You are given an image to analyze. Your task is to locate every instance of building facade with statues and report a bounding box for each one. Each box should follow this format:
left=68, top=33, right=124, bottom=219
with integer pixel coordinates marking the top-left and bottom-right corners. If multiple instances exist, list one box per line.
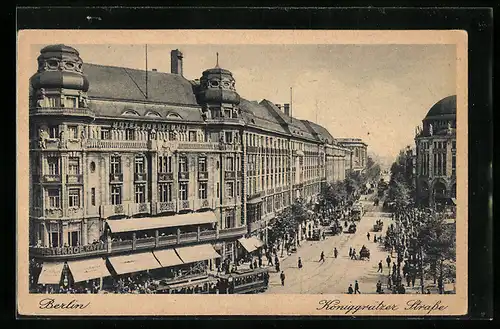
left=28, top=44, right=351, bottom=290
left=414, top=95, right=457, bottom=211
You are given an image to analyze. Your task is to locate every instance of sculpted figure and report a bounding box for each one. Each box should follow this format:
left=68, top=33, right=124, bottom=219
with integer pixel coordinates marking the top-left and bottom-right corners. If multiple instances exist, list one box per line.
left=429, top=124, right=433, bottom=136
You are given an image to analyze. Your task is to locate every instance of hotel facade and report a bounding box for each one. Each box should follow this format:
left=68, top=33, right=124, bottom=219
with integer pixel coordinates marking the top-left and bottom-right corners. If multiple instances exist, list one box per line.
left=28, top=45, right=352, bottom=288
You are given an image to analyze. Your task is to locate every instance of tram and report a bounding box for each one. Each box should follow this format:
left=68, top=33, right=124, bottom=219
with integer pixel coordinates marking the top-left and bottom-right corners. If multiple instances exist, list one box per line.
left=217, top=268, right=270, bottom=294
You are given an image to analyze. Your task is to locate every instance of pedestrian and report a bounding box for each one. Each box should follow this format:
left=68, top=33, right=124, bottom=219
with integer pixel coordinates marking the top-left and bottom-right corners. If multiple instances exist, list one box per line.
left=378, top=261, right=383, bottom=273
left=267, top=255, right=273, bottom=266
left=386, top=255, right=392, bottom=269
left=352, top=249, right=357, bottom=260
left=367, top=232, right=370, bottom=241
left=253, top=259, right=258, bottom=269
left=275, top=261, right=280, bottom=273
left=319, top=251, right=325, bottom=262
left=411, top=274, right=416, bottom=287
left=354, top=280, right=361, bottom=294
left=374, top=234, right=377, bottom=243
left=334, top=248, right=338, bottom=259
left=274, top=255, right=279, bottom=266
left=347, top=284, right=354, bottom=294
left=392, top=263, right=397, bottom=275
left=406, top=274, right=411, bottom=287
left=298, top=257, right=303, bottom=269
left=280, top=271, right=286, bottom=286
left=438, top=277, right=444, bottom=294
left=376, top=280, right=382, bottom=294
left=387, top=275, right=392, bottom=289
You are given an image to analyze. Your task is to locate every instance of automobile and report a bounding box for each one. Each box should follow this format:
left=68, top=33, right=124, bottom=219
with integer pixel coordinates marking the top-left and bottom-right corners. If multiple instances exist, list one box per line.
left=347, top=223, right=357, bottom=234
left=359, top=246, right=370, bottom=260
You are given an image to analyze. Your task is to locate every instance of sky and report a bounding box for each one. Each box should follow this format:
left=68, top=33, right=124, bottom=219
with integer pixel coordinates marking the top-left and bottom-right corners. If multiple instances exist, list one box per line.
left=29, top=43, right=456, bottom=161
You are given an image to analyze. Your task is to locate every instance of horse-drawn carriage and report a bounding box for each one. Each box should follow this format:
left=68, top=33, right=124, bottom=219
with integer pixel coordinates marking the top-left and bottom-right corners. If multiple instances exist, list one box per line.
left=372, top=219, right=383, bottom=232
left=359, top=246, right=370, bottom=260
left=347, top=223, right=357, bottom=234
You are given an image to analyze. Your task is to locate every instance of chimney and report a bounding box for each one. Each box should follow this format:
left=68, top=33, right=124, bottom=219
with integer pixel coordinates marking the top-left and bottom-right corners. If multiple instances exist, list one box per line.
left=275, top=104, right=282, bottom=111
left=171, top=49, right=183, bottom=76
left=152, top=68, right=157, bottom=72
left=283, top=103, right=290, bottom=116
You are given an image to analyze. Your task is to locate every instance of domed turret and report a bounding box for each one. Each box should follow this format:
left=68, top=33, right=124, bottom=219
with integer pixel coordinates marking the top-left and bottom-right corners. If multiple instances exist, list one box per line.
left=198, top=54, right=240, bottom=105
left=421, top=95, right=457, bottom=136
left=30, top=44, right=89, bottom=91
left=30, top=44, right=90, bottom=110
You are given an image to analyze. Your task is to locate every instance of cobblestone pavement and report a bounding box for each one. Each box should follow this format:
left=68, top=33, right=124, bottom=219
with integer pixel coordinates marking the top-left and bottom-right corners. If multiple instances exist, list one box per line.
left=265, top=198, right=395, bottom=294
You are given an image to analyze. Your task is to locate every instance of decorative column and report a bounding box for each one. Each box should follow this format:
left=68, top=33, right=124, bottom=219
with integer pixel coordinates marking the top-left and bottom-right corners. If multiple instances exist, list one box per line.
left=82, top=218, right=88, bottom=245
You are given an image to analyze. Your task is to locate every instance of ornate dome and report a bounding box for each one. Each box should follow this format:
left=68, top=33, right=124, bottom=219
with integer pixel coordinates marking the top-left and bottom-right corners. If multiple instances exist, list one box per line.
left=30, top=44, right=89, bottom=92
left=424, top=95, right=456, bottom=119
left=198, top=64, right=240, bottom=105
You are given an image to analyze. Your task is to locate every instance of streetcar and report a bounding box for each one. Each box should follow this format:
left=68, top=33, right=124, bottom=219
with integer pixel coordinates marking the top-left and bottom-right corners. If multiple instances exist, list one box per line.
left=156, top=275, right=218, bottom=294
left=216, top=267, right=270, bottom=294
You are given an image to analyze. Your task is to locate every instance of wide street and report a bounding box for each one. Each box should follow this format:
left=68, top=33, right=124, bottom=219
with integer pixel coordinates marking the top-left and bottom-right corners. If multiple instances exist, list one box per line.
left=265, top=197, right=394, bottom=294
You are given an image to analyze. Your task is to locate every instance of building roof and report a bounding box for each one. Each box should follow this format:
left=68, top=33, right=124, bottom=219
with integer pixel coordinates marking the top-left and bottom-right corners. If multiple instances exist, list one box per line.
left=239, top=99, right=288, bottom=134
left=301, top=120, right=336, bottom=145
left=82, top=63, right=199, bottom=106
left=425, top=95, right=456, bottom=119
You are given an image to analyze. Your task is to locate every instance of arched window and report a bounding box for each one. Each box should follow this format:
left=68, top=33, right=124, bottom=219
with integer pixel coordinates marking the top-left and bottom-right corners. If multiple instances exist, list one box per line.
left=145, top=111, right=161, bottom=118
left=122, top=110, right=140, bottom=116
left=166, top=112, right=182, bottom=119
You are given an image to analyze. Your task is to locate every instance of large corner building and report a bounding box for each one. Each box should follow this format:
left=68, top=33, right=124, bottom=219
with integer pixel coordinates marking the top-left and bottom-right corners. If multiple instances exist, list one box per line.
left=28, top=45, right=353, bottom=288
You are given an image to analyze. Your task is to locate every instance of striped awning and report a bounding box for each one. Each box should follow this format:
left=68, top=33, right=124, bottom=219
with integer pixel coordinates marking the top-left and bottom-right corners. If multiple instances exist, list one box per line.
left=37, top=262, right=64, bottom=285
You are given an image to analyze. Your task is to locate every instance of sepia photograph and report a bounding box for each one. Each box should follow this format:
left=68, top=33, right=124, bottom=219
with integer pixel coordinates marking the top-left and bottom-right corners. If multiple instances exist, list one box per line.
left=17, top=30, right=468, bottom=316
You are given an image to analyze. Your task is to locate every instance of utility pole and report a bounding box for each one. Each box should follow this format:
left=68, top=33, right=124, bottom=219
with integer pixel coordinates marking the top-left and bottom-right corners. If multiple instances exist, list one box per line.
left=290, top=87, right=293, bottom=123
left=145, top=44, right=148, bottom=99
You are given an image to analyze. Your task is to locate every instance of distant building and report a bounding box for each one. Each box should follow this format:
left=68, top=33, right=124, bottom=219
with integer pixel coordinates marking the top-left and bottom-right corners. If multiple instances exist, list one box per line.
left=414, top=95, right=457, bottom=210
left=336, top=138, right=368, bottom=174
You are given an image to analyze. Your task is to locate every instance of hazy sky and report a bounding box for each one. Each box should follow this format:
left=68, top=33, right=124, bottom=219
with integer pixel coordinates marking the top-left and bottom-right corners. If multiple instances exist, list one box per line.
left=30, top=44, right=456, bottom=160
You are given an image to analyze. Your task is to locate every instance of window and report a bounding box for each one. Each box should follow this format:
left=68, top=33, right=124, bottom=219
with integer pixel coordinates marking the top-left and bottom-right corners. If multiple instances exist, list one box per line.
left=237, top=181, right=240, bottom=197
left=179, top=156, right=188, bottom=172
left=135, top=156, right=145, bottom=174
left=126, top=129, right=136, bottom=141
left=226, top=157, right=234, bottom=171
left=68, top=188, right=80, bottom=208
left=49, top=225, right=60, bottom=248
left=100, top=128, right=110, bottom=140
left=67, top=125, right=78, bottom=139
left=179, top=182, right=188, bottom=200
left=47, top=188, right=60, bottom=208
left=47, top=96, right=61, bottom=108
left=66, top=97, right=77, bottom=108
left=226, top=182, right=234, bottom=198
left=68, top=157, right=80, bottom=175
left=90, top=161, right=96, bottom=173
left=48, top=125, right=59, bottom=139
left=159, top=183, right=173, bottom=202
left=452, top=141, right=456, bottom=150
left=199, top=182, right=208, bottom=199
left=225, top=209, right=235, bottom=228
left=47, top=157, right=60, bottom=176
left=91, top=188, right=96, bottom=206
left=198, top=157, right=207, bottom=172
left=224, top=108, right=232, bottom=118
left=67, top=231, right=80, bottom=247
left=158, top=156, right=172, bottom=173
left=189, top=131, right=197, bottom=142
left=111, top=185, right=122, bottom=205
left=135, top=184, right=146, bottom=203
left=110, top=156, right=121, bottom=174
left=225, top=131, right=233, bottom=143
left=216, top=182, right=220, bottom=197
left=33, top=185, right=41, bottom=207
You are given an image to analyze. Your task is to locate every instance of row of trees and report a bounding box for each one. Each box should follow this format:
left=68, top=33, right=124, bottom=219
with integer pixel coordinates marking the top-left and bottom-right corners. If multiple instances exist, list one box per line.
left=388, top=148, right=415, bottom=211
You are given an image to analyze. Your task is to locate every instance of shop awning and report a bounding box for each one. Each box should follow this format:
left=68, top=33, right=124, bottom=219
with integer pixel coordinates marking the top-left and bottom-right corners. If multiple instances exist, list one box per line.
left=175, top=244, right=221, bottom=264
left=67, top=258, right=110, bottom=283
left=238, top=237, right=257, bottom=253
left=108, top=252, right=162, bottom=275
left=153, top=249, right=184, bottom=268
left=250, top=236, right=265, bottom=249
left=37, top=262, right=64, bottom=285
left=247, top=197, right=263, bottom=205
left=106, top=211, right=218, bottom=233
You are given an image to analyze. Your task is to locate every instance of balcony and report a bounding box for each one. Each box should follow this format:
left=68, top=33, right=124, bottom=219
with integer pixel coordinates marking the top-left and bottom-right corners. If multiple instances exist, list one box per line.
left=156, top=201, right=176, bottom=214
left=178, top=199, right=192, bottom=211
left=224, top=171, right=236, bottom=180
left=42, top=174, right=61, bottom=184
left=66, top=174, right=83, bottom=184
left=178, top=172, right=190, bottom=180
left=101, top=204, right=127, bottom=218
left=158, top=172, right=174, bottom=182
left=247, top=191, right=263, bottom=200
left=134, top=172, right=148, bottom=182
left=177, top=142, right=220, bottom=151
left=109, top=173, right=123, bottom=183
left=129, top=202, right=150, bottom=216
left=29, top=107, right=96, bottom=118
left=197, top=198, right=211, bottom=209
left=267, top=188, right=275, bottom=195
left=198, top=171, right=209, bottom=180
left=86, top=139, right=148, bottom=150
left=44, top=208, right=63, bottom=218
left=219, top=226, right=247, bottom=239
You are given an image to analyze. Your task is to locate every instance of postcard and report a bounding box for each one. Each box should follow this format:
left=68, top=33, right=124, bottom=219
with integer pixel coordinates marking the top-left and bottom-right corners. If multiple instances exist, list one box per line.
left=17, top=29, right=467, bottom=316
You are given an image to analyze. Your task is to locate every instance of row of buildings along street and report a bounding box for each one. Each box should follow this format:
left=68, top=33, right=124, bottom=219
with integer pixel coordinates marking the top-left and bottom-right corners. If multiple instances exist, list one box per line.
left=28, top=44, right=456, bottom=295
